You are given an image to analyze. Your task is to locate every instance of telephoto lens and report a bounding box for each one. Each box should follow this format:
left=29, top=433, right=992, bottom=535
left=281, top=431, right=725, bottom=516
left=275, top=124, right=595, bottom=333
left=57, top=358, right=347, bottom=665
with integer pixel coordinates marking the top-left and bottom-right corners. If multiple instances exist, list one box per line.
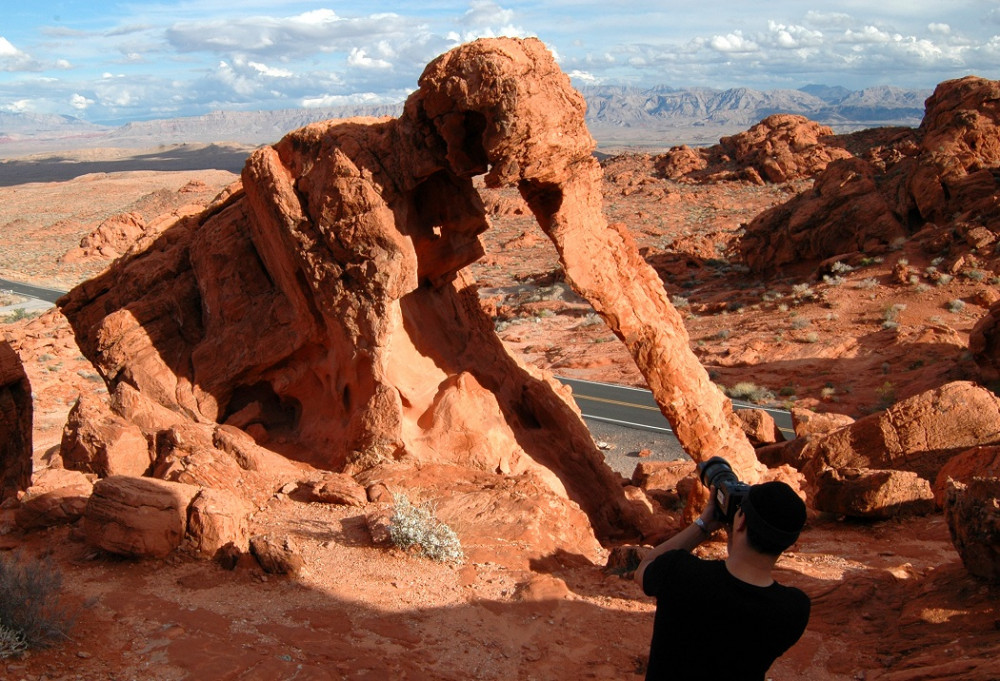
left=697, top=456, right=750, bottom=523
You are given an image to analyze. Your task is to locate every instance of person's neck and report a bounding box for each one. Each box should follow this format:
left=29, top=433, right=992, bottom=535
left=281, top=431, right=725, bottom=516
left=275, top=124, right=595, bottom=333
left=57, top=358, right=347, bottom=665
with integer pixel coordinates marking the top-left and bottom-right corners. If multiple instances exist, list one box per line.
left=725, top=549, right=776, bottom=587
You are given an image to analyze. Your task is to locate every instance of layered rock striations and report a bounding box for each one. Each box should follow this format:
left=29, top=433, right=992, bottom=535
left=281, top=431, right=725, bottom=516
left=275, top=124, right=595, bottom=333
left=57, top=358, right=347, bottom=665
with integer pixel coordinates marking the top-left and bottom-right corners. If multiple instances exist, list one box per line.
left=58, top=37, right=759, bottom=550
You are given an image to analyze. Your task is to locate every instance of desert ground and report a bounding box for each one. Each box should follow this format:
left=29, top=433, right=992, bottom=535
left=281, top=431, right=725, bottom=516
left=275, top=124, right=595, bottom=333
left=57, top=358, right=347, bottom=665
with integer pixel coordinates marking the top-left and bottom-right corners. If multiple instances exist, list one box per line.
left=1, top=129, right=998, bottom=681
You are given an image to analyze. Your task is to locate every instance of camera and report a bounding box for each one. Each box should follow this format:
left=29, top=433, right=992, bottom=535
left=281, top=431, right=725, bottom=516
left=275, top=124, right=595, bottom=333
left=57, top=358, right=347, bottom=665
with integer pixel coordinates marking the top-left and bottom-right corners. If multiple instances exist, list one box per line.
left=698, top=456, right=751, bottom=524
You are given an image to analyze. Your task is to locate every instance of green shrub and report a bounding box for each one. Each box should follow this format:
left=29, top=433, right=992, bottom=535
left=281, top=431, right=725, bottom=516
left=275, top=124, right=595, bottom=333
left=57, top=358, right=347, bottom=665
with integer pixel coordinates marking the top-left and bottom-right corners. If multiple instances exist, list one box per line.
left=0, top=551, right=78, bottom=657
left=388, top=494, right=464, bottom=563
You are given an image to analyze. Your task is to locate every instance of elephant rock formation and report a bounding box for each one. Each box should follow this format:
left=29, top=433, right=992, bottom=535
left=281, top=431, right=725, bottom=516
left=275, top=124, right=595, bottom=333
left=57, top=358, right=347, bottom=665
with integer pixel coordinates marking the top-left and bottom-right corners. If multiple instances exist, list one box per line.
left=59, top=37, right=757, bottom=543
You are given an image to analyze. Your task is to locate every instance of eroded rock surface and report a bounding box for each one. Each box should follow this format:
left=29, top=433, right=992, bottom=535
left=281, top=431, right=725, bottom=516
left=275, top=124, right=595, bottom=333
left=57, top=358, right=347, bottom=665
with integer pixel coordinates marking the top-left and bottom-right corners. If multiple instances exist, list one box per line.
left=58, top=37, right=759, bottom=548
left=0, top=339, right=32, bottom=502
left=656, top=114, right=853, bottom=184
left=740, top=76, right=1000, bottom=273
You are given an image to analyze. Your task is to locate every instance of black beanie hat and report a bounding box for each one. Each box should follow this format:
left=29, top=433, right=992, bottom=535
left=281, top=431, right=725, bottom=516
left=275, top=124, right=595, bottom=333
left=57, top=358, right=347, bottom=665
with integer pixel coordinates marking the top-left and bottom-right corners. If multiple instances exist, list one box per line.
left=741, top=481, right=806, bottom=552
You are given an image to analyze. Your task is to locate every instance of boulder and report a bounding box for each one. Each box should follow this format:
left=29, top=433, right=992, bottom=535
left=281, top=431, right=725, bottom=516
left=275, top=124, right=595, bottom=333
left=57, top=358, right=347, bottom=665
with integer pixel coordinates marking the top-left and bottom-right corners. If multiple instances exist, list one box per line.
left=969, top=299, right=1000, bottom=382
left=654, top=115, right=852, bottom=184
left=717, top=114, right=854, bottom=183
left=187, top=487, right=250, bottom=557
left=944, top=477, right=1000, bottom=582
left=810, top=467, right=935, bottom=519
left=0, top=339, right=32, bottom=501
left=801, top=381, right=1000, bottom=486
left=84, top=476, right=200, bottom=558
left=790, top=408, right=855, bottom=438
left=60, top=393, right=151, bottom=477
left=290, top=472, right=368, bottom=506
left=734, top=408, right=785, bottom=446
left=15, top=468, right=95, bottom=530
left=933, top=446, right=1000, bottom=506
left=249, top=534, right=304, bottom=575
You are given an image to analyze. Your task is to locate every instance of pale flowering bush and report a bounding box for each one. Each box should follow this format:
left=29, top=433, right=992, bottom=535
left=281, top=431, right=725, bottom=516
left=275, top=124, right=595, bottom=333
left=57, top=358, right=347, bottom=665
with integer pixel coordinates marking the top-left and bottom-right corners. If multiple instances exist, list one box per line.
left=388, top=494, right=464, bottom=563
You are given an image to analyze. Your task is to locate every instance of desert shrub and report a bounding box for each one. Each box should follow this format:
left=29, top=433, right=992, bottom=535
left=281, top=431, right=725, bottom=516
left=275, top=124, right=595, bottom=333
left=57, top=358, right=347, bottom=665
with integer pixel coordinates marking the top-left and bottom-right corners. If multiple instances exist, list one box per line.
left=821, top=274, right=845, bottom=286
left=965, top=269, right=986, bottom=281
left=388, top=494, right=464, bottom=563
left=714, top=328, right=731, bottom=340
left=946, top=299, right=966, bottom=313
left=803, top=332, right=819, bottom=343
left=882, top=303, right=906, bottom=328
left=670, top=295, right=690, bottom=309
left=725, top=382, right=775, bottom=404
left=791, top=283, right=815, bottom=301
left=0, top=551, right=78, bottom=657
left=790, top=317, right=810, bottom=330
left=830, top=261, right=853, bottom=274
left=855, top=277, right=878, bottom=289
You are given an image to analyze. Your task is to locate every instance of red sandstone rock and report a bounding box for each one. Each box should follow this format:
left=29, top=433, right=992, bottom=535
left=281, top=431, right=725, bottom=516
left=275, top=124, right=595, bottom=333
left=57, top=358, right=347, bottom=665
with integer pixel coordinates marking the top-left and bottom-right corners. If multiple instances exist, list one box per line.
left=933, top=445, right=1000, bottom=506
left=60, top=393, right=151, bottom=477
left=969, top=299, right=1000, bottom=382
left=0, top=339, right=32, bottom=502
left=58, top=37, right=760, bottom=550
left=84, top=476, right=200, bottom=558
left=15, top=468, right=94, bottom=530
left=810, top=467, right=935, bottom=519
left=656, top=115, right=852, bottom=184
left=800, top=381, right=1000, bottom=486
left=734, top=407, right=785, bottom=446
left=944, top=477, right=1000, bottom=582
left=741, top=157, right=907, bottom=271
left=291, top=472, right=368, bottom=506
left=740, top=76, right=1000, bottom=273
left=187, top=487, right=250, bottom=558
left=790, top=407, right=855, bottom=438
left=249, top=534, right=305, bottom=575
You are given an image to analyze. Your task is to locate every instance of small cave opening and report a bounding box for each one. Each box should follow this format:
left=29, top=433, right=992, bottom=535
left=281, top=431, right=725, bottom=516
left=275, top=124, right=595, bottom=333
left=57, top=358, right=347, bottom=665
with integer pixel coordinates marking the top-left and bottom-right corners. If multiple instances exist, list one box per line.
left=221, top=381, right=301, bottom=434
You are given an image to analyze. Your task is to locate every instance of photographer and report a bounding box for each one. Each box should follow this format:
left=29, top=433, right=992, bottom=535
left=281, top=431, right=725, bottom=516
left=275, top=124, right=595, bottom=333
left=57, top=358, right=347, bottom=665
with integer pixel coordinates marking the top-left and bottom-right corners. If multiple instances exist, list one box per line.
left=634, top=462, right=810, bottom=681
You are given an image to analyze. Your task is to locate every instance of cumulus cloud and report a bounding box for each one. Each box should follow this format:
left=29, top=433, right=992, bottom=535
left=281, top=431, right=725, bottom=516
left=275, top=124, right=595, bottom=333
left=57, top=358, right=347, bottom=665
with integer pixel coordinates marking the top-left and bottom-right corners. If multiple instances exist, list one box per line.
left=709, top=31, right=759, bottom=53
left=0, top=36, right=40, bottom=71
left=347, top=47, right=392, bottom=69
left=70, top=93, right=94, bottom=110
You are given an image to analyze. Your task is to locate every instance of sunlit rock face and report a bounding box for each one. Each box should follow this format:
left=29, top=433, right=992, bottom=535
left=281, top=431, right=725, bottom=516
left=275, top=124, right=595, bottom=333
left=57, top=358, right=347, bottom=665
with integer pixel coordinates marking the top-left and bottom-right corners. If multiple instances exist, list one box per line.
left=60, top=37, right=760, bottom=544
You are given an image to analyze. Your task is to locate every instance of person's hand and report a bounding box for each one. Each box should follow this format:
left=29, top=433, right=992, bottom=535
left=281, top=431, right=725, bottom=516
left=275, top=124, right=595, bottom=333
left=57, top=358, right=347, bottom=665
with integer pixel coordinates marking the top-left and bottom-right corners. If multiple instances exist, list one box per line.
left=699, top=486, right=725, bottom=534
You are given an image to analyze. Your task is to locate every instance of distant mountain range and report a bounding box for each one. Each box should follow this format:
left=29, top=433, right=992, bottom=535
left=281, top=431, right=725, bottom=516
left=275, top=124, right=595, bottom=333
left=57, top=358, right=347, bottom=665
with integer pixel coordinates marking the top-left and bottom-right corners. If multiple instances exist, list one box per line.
left=0, top=83, right=933, bottom=157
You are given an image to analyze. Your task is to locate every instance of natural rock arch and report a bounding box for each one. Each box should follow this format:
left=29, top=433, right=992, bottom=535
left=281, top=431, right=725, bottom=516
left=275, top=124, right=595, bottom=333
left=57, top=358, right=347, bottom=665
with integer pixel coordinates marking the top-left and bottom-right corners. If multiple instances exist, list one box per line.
left=59, top=37, right=759, bottom=540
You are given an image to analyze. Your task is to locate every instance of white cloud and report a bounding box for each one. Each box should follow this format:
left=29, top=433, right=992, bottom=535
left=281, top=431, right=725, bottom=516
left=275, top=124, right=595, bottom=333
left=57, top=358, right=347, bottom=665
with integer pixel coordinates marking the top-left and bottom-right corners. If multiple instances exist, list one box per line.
left=928, top=23, right=951, bottom=35
left=842, top=26, right=900, bottom=44
left=709, top=31, right=759, bottom=53
left=70, top=93, right=94, bottom=110
left=0, top=37, right=18, bottom=57
left=568, top=69, right=598, bottom=84
left=3, top=99, right=32, bottom=113
left=347, top=48, right=392, bottom=69
left=247, top=60, right=293, bottom=78
left=765, top=21, right=824, bottom=49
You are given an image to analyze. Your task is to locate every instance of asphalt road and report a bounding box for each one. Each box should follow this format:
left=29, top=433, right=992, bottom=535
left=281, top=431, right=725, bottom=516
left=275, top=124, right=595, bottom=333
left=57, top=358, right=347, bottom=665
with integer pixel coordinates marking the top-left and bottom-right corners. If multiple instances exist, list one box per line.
left=0, top=278, right=65, bottom=303
left=557, top=375, right=794, bottom=437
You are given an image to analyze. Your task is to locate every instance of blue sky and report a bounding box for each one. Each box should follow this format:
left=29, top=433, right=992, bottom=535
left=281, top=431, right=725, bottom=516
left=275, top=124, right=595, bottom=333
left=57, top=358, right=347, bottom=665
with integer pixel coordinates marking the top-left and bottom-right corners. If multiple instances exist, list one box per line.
left=2, top=1, right=999, bottom=124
